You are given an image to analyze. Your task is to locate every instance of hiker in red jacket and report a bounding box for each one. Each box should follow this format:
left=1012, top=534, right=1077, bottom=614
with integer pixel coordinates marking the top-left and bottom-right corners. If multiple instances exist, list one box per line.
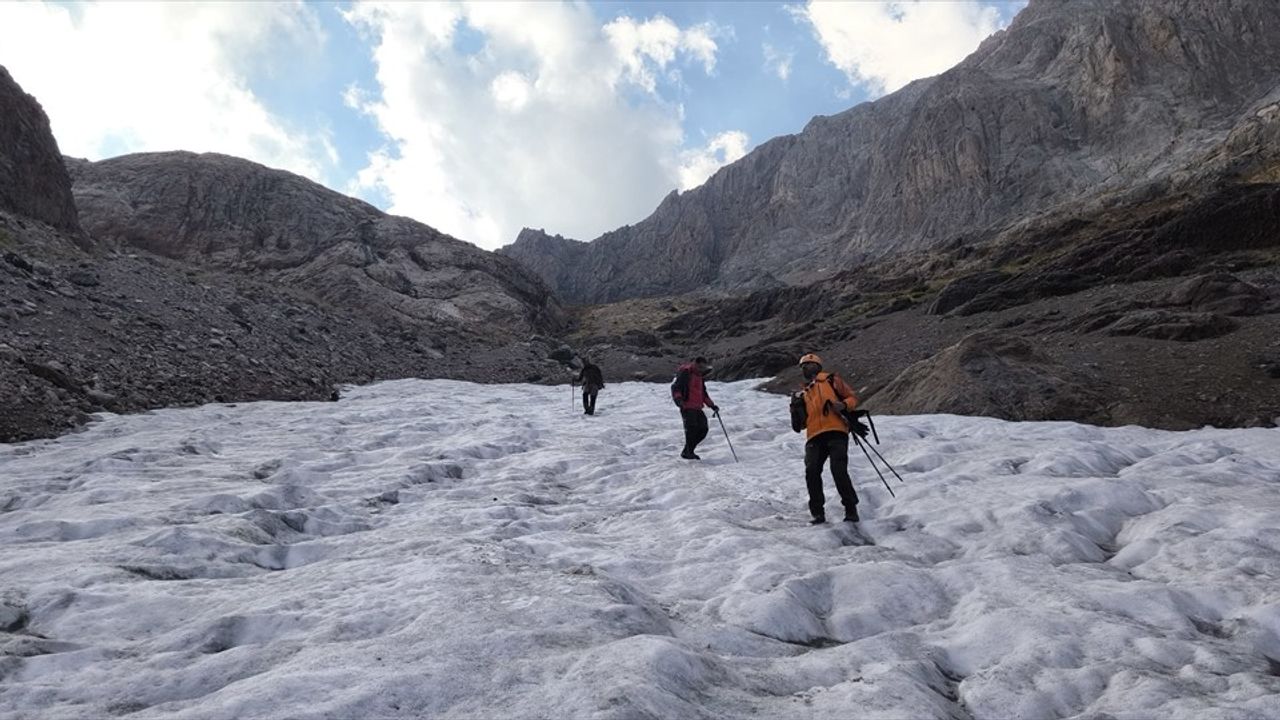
left=671, top=357, right=719, bottom=460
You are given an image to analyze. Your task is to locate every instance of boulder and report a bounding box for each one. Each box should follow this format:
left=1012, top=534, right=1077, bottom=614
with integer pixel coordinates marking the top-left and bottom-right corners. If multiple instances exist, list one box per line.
left=67, top=269, right=100, bottom=287
left=1104, top=310, right=1237, bottom=341
left=549, top=345, right=575, bottom=365
left=1155, top=273, right=1270, bottom=316
left=866, top=332, right=1109, bottom=423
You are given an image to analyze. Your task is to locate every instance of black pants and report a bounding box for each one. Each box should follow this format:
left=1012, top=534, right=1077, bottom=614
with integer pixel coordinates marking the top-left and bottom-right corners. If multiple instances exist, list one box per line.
left=680, top=409, right=708, bottom=455
left=805, top=431, right=858, bottom=519
left=582, top=386, right=599, bottom=414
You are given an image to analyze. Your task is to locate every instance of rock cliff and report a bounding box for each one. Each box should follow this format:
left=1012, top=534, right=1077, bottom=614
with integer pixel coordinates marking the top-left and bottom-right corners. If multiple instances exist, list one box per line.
left=0, top=66, right=81, bottom=236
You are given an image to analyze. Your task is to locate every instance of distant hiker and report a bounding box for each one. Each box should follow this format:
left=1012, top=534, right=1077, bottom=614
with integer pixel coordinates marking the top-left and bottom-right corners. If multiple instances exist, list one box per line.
left=789, top=353, right=866, bottom=524
left=576, top=359, right=605, bottom=415
left=671, top=357, right=719, bottom=460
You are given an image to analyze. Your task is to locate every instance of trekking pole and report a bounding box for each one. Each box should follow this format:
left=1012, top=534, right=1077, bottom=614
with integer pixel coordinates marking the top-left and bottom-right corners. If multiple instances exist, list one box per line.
left=864, top=441, right=906, bottom=485
left=856, top=411, right=904, bottom=485
left=852, top=433, right=895, bottom=498
left=714, top=411, right=739, bottom=463
left=570, top=381, right=575, bottom=411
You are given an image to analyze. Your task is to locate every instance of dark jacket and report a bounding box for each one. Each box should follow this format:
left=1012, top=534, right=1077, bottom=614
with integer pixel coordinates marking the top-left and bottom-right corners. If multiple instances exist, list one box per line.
left=671, top=363, right=715, bottom=410
left=577, top=363, right=604, bottom=389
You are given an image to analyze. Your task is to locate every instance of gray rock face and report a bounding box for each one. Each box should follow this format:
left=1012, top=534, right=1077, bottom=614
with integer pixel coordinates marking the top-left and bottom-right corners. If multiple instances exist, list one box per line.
left=505, top=228, right=589, bottom=299
left=68, top=151, right=564, bottom=341
left=503, top=0, right=1280, bottom=304
left=0, top=66, right=80, bottom=235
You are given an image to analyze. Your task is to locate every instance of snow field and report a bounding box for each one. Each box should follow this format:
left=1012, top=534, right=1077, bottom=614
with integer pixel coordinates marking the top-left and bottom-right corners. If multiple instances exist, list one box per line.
left=1, top=379, right=1278, bottom=718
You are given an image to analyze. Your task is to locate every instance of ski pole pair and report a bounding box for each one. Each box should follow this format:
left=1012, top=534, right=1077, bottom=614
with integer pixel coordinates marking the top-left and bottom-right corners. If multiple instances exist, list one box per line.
left=849, top=410, right=905, bottom=497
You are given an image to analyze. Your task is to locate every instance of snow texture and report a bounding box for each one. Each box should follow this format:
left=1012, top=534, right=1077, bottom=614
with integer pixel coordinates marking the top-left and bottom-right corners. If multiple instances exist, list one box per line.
left=1, top=379, right=1279, bottom=719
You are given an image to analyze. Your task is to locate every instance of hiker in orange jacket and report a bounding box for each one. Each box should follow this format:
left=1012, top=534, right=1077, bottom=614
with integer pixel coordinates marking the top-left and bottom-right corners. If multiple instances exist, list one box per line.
left=789, top=353, right=865, bottom=524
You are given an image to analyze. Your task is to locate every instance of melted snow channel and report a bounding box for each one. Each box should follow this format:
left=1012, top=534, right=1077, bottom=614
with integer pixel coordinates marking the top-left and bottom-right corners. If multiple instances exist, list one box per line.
left=1, top=379, right=1278, bottom=718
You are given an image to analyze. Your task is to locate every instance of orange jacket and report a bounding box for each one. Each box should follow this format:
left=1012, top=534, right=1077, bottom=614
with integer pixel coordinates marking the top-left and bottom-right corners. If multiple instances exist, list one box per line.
left=800, top=371, right=860, bottom=440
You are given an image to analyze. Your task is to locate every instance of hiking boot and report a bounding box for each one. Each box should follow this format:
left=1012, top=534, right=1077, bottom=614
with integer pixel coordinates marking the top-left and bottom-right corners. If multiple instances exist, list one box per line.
left=843, top=508, right=859, bottom=523
left=680, top=451, right=700, bottom=460
left=809, top=516, right=826, bottom=525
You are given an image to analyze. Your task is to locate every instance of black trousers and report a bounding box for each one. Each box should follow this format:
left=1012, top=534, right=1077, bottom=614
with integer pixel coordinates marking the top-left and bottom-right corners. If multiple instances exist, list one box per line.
left=805, top=431, right=858, bottom=519
left=582, top=386, right=599, bottom=414
left=680, top=409, right=708, bottom=454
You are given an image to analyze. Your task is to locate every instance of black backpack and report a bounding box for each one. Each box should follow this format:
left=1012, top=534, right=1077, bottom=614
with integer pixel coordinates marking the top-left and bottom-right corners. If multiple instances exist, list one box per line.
left=789, top=393, right=807, bottom=433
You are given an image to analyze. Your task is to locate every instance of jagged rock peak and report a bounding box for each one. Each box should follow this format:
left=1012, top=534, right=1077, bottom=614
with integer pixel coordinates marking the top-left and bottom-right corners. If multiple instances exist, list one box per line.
left=0, top=65, right=82, bottom=235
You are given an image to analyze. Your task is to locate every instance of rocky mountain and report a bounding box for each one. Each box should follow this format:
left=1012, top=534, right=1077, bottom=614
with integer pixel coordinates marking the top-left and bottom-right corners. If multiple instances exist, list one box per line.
left=561, top=175, right=1280, bottom=429
left=68, top=152, right=565, bottom=346
left=0, top=66, right=573, bottom=443
left=503, top=0, right=1280, bottom=304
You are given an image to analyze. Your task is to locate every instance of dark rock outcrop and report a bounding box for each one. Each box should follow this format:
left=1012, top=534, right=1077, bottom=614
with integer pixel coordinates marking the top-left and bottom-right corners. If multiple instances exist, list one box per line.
left=0, top=66, right=80, bottom=235
left=504, top=0, right=1280, bottom=304
left=948, top=184, right=1280, bottom=317
left=0, top=66, right=81, bottom=238
left=1103, top=310, right=1238, bottom=341
left=865, top=332, right=1110, bottom=423
left=1156, top=273, right=1272, bottom=316
left=928, top=271, right=1011, bottom=316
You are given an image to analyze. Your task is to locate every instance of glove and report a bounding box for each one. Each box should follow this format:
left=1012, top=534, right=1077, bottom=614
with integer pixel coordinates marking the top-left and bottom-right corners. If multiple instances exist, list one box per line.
left=709, top=404, right=720, bottom=414
left=850, top=419, right=870, bottom=439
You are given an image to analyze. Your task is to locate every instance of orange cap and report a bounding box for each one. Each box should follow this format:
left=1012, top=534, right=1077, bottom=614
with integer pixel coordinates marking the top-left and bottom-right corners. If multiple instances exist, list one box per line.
left=799, top=353, right=823, bottom=366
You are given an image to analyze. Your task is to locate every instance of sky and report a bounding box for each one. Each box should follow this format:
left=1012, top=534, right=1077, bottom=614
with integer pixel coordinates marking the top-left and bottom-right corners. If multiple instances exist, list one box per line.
left=0, top=1, right=1026, bottom=250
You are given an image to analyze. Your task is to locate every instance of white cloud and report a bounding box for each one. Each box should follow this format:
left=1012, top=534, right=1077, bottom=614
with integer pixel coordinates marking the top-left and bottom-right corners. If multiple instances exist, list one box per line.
left=680, top=24, right=721, bottom=75
left=490, top=72, right=532, bottom=112
left=603, top=15, right=723, bottom=93
left=0, top=2, right=335, bottom=181
left=679, top=130, right=749, bottom=191
left=344, top=2, right=737, bottom=250
left=800, top=0, right=1004, bottom=95
left=763, top=43, right=794, bottom=81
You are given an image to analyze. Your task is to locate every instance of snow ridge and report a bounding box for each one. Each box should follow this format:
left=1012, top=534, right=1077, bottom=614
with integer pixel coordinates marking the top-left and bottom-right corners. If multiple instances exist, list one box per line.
left=1, top=379, right=1278, bottom=718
